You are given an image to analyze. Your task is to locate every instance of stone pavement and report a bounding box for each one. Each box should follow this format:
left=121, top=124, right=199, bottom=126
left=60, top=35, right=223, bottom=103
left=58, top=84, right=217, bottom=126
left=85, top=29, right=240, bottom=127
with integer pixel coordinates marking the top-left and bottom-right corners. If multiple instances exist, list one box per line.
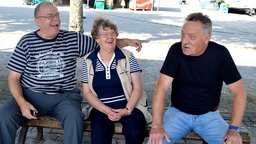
left=0, top=0, right=255, bottom=143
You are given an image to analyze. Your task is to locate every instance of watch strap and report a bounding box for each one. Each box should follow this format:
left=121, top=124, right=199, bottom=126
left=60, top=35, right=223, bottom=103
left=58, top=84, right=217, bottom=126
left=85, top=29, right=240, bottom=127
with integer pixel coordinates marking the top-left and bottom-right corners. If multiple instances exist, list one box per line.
left=228, top=125, right=241, bottom=133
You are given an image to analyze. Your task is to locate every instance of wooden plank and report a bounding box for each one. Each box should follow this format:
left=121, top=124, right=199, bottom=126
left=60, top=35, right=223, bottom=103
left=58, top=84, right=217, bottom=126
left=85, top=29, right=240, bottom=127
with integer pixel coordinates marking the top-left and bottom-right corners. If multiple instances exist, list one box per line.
left=18, top=116, right=251, bottom=144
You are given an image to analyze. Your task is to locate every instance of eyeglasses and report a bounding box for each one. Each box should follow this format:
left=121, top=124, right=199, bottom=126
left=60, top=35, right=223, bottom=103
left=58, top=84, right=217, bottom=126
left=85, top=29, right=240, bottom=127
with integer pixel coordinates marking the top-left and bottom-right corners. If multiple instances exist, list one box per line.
left=36, top=13, right=61, bottom=20
left=99, top=31, right=117, bottom=38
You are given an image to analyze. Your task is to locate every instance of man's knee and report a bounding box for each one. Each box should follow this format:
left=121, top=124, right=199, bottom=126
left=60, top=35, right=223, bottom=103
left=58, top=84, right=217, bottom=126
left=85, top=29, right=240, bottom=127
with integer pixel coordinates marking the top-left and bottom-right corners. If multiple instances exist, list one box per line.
left=60, top=109, right=84, bottom=126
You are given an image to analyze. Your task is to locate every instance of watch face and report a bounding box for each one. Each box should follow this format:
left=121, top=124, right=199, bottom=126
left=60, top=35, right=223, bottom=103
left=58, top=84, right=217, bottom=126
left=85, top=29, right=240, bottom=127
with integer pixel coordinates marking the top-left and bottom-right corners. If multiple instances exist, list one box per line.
left=237, top=128, right=241, bottom=133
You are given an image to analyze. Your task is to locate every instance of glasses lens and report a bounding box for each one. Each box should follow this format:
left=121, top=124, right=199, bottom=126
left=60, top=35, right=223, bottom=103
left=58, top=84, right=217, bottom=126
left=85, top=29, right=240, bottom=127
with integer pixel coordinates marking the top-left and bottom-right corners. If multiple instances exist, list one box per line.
left=100, top=32, right=116, bottom=38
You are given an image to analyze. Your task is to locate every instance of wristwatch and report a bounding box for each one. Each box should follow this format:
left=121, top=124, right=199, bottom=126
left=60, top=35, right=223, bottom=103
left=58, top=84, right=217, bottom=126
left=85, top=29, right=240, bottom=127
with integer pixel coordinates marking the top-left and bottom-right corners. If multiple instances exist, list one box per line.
left=228, top=125, right=241, bottom=133
left=125, top=107, right=131, bottom=115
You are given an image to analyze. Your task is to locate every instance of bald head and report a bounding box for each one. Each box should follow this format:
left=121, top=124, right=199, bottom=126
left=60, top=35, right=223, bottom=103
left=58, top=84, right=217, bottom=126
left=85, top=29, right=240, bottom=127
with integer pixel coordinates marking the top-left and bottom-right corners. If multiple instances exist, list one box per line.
left=34, top=2, right=57, bottom=19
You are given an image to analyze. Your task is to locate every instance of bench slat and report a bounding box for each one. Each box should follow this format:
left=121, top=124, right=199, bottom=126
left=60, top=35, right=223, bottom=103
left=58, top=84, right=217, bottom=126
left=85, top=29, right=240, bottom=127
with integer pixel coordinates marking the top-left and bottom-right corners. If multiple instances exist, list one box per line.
left=18, top=116, right=251, bottom=144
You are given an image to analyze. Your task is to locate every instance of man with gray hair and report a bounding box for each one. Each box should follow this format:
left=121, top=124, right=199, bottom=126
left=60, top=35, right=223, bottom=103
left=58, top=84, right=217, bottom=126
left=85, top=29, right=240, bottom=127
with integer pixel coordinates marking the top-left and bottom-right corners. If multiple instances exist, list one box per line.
left=148, top=12, right=246, bottom=144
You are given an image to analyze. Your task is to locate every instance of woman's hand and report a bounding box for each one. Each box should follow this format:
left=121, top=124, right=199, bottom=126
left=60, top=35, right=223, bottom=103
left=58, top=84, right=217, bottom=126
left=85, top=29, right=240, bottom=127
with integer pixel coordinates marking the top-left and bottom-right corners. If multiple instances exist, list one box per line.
left=104, top=107, right=121, bottom=121
left=107, top=108, right=131, bottom=121
left=112, top=108, right=130, bottom=117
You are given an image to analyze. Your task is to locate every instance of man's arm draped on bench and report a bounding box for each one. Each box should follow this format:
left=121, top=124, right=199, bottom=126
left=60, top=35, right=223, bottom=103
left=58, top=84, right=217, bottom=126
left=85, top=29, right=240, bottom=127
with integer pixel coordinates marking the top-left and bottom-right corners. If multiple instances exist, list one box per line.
left=148, top=12, right=246, bottom=144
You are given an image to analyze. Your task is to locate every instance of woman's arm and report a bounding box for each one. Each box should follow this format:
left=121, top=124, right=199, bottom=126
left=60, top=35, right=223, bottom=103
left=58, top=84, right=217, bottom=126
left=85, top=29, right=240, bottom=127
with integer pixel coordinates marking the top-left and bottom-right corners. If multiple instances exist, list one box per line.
left=82, top=83, right=109, bottom=114
left=125, top=71, right=143, bottom=112
left=111, top=71, right=143, bottom=117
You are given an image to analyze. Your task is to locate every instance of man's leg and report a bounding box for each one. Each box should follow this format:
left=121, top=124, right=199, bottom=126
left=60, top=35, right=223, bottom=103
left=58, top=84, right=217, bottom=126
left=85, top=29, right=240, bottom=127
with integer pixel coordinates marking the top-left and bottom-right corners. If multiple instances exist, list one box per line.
left=193, top=110, right=228, bottom=143
left=162, top=106, right=193, bottom=144
left=0, top=98, right=27, bottom=144
left=50, top=88, right=84, bottom=144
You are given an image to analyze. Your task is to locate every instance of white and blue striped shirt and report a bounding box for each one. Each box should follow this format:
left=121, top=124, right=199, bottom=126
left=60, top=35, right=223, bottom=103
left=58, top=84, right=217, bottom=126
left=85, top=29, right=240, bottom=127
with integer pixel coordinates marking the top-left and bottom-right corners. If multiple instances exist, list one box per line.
left=7, top=30, right=97, bottom=94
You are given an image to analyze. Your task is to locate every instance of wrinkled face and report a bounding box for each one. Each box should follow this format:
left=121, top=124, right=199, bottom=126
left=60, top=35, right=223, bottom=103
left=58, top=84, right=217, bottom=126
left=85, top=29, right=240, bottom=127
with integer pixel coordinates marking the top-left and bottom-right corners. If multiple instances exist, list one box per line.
left=181, top=21, right=210, bottom=56
left=35, top=4, right=61, bottom=39
left=96, top=26, right=117, bottom=51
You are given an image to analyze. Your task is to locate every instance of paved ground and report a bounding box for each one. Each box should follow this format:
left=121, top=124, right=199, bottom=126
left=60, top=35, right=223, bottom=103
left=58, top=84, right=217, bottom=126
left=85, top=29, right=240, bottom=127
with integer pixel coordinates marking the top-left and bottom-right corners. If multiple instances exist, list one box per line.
left=0, top=0, right=256, bottom=143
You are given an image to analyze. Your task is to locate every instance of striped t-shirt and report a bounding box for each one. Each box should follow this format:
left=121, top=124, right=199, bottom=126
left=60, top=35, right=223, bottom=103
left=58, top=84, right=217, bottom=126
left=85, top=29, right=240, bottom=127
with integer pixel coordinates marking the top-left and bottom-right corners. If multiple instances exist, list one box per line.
left=7, top=30, right=97, bottom=94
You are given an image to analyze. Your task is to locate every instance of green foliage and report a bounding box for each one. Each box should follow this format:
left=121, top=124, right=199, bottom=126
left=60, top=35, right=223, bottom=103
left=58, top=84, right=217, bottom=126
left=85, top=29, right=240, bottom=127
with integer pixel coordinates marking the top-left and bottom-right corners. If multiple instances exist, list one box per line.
left=216, top=0, right=224, bottom=3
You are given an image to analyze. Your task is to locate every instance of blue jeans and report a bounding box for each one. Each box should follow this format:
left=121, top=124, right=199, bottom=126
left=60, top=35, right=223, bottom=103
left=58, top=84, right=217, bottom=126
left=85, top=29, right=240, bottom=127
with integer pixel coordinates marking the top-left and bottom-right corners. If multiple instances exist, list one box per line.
left=162, top=106, right=228, bottom=144
left=0, top=87, right=84, bottom=144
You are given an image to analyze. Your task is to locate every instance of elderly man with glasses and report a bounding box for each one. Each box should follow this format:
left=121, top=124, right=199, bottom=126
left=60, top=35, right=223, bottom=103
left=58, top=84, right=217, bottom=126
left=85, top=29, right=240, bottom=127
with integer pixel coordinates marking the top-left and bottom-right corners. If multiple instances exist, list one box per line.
left=0, top=2, right=142, bottom=144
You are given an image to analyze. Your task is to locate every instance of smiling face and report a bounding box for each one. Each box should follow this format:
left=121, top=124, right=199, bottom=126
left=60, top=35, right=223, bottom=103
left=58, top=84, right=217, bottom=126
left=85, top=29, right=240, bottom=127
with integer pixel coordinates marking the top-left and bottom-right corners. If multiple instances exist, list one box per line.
left=181, top=21, right=210, bottom=56
left=96, top=26, right=117, bottom=52
left=34, top=3, right=61, bottom=39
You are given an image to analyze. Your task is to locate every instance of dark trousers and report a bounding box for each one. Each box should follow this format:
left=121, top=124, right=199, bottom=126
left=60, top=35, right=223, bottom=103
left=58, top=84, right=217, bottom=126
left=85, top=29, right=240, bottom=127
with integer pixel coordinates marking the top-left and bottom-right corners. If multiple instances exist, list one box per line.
left=90, top=108, right=146, bottom=144
left=0, top=87, right=84, bottom=144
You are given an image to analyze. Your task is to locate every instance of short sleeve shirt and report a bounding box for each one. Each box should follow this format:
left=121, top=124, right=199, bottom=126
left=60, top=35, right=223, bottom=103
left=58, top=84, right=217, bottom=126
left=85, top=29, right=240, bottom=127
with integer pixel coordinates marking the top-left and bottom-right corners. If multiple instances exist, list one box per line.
left=7, top=30, right=97, bottom=94
left=160, top=41, right=241, bottom=114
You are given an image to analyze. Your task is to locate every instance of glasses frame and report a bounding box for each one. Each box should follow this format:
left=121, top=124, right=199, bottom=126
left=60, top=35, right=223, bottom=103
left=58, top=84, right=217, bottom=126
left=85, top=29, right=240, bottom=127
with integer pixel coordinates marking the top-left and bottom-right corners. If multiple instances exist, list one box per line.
left=98, top=31, right=117, bottom=38
left=36, top=13, right=61, bottom=20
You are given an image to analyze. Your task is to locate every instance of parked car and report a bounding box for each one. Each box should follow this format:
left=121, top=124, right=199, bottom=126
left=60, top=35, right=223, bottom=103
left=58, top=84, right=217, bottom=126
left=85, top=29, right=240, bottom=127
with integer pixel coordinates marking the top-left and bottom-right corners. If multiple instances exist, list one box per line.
left=224, top=0, right=256, bottom=15
left=179, top=0, right=186, bottom=5
left=23, top=0, right=32, bottom=5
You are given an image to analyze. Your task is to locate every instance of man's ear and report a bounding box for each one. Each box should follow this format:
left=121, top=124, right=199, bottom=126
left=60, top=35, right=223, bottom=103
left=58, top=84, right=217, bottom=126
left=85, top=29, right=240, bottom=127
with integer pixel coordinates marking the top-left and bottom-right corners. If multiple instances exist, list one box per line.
left=204, top=33, right=211, bottom=44
left=35, top=18, right=40, bottom=26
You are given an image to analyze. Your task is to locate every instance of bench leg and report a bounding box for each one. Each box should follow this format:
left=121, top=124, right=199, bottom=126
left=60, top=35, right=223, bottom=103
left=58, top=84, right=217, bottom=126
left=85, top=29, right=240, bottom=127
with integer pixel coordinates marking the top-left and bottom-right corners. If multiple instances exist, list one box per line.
left=17, top=126, right=29, bottom=144
left=17, top=126, right=44, bottom=144
left=36, top=127, right=44, bottom=141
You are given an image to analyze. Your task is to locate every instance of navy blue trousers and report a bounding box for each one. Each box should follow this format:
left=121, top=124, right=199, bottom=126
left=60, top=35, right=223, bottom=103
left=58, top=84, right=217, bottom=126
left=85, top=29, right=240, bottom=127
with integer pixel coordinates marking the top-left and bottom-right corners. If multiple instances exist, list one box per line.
left=0, top=87, right=84, bottom=144
left=90, top=108, right=146, bottom=144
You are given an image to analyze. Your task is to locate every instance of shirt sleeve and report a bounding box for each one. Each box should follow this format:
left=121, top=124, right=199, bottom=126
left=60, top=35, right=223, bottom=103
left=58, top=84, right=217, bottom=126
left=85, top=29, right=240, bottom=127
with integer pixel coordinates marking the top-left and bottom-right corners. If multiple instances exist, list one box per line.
left=160, top=44, right=179, bottom=78
left=220, top=47, right=241, bottom=85
left=78, top=33, right=98, bottom=57
left=81, top=59, right=89, bottom=83
left=7, top=41, right=27, bottom=73
left=129, top=53, right=142, bottom=73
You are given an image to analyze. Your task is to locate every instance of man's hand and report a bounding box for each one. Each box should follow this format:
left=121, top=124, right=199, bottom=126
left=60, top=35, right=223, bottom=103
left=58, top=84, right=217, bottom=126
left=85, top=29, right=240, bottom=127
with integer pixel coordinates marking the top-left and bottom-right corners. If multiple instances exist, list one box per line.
left=128, top=39, right=142, bottom=52
left=148, top=126, right=171, bottom=144
left=222, top=129, right=242, bottom=144
left=116, top=38, right=142, bottom=51
left=20, top=101, right=38, bottom=120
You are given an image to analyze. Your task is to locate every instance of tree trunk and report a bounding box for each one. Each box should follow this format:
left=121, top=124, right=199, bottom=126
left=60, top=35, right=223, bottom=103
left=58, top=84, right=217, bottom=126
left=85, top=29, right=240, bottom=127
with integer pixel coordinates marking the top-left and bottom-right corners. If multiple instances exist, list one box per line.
left=69, top=0, right=84, bottom=32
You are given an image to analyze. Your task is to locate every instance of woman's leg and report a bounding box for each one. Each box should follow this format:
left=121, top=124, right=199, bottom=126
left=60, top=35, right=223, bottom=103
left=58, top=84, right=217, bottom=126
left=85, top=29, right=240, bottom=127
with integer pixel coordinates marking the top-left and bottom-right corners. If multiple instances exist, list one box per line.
left=121, top=108, right=146, bottom=144
left=90, top=109, right=114, bottom=144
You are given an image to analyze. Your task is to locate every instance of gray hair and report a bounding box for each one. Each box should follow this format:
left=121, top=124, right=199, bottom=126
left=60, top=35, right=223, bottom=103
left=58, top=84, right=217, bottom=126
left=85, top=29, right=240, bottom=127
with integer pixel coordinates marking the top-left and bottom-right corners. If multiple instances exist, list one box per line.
left=91, top=17, right=119, bottom=39
left=185, top=12, right=212, bottom=35
left=34, top=2, right=57, bottom=18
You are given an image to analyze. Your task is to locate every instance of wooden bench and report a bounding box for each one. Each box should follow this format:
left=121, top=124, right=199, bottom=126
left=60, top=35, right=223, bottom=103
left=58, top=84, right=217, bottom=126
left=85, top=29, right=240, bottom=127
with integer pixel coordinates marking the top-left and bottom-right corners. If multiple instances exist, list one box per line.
left=17, top=116, right=251, bottom=144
